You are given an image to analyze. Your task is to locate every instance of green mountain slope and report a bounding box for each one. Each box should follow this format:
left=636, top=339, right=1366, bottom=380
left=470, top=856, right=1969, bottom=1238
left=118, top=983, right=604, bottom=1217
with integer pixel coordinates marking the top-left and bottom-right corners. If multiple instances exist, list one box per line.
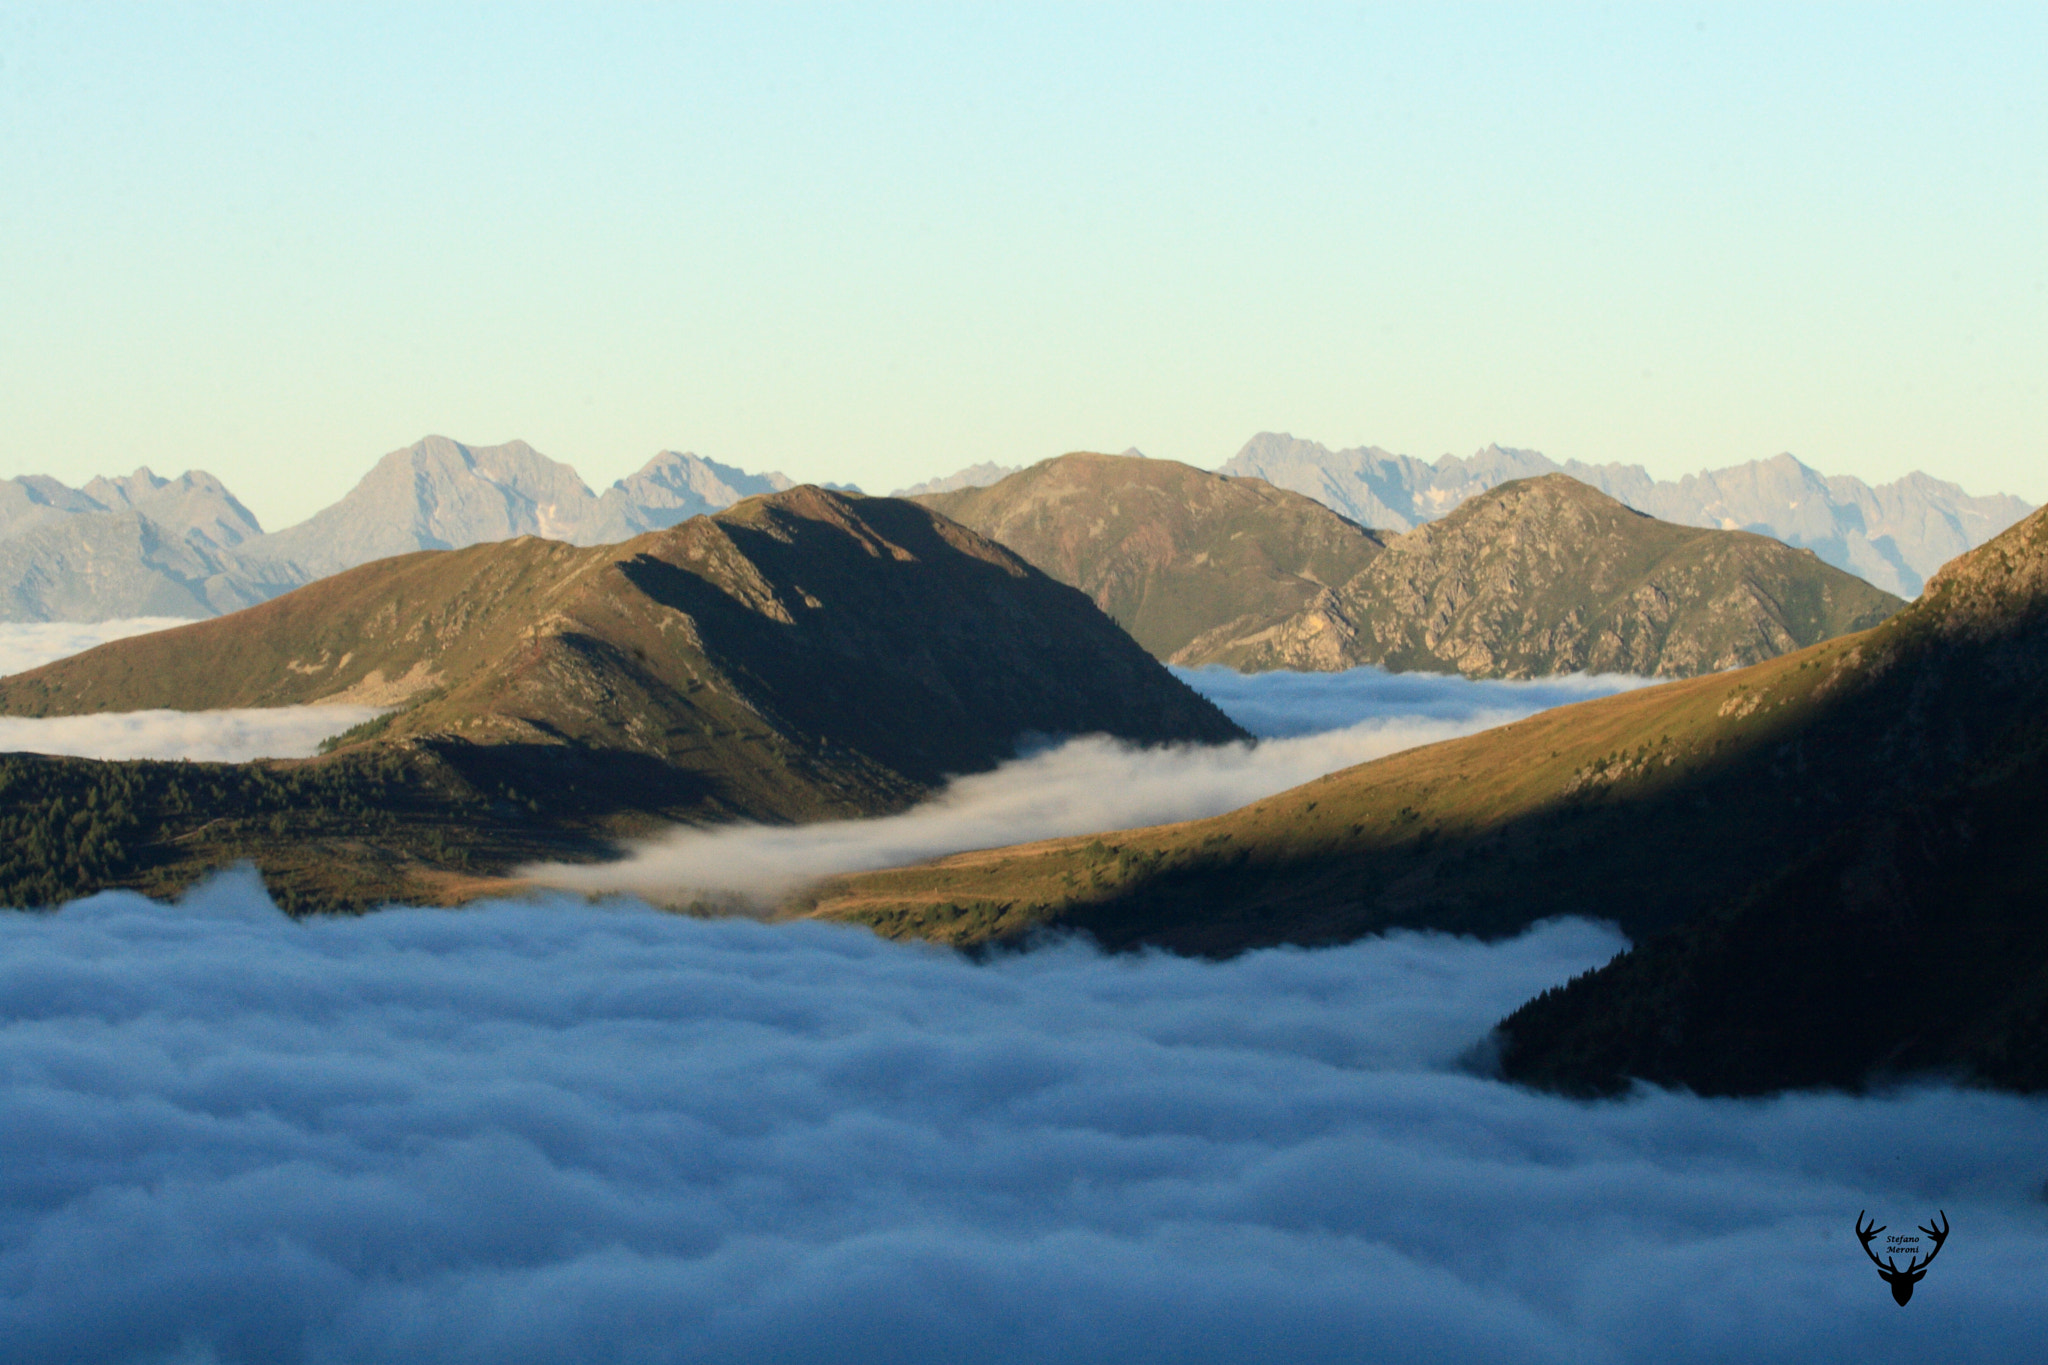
left=918, top=453, right=1386, bottom=660
left=0, top=488, right=1242, bottom=908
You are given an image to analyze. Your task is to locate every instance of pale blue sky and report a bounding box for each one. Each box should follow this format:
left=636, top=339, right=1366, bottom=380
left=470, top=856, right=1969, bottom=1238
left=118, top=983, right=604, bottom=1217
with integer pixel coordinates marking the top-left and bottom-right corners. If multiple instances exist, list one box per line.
left=2, top=3, right=2041, bottom=528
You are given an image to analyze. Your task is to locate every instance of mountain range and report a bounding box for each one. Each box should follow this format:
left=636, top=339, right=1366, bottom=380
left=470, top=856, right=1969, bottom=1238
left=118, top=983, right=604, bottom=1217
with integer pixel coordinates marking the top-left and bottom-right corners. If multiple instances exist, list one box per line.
left=2, top=433, right=2030, bottom=621
left=1221, top=433, right=2034, bottom=598
left=797, top=500, right=2048, bottom=1093
left=0, top=437, right=797, bottom=622
left=920, top=453, right=1902, bottom=678
left=0, top=486, right=1238, bottom=908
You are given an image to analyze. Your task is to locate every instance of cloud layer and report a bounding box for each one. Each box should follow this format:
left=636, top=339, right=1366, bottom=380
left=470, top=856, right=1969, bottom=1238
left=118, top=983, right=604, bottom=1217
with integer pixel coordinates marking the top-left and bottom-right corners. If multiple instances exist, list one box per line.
left=528, top=666, right=1655, bottom=904
left=1, top=875, right=2040, bottom=1364
left=0, top=617, right=200, bottom=679
left=0, top=705, right=387, bottom=763
left=0, top=619, right=388, bottom=761
left=1171, top=663, right=1659, bottom=738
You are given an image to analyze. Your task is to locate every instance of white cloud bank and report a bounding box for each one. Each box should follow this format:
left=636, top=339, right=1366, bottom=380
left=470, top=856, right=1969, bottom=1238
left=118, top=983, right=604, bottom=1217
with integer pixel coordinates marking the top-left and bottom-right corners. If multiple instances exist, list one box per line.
left=0, top=706, right=387, bottom=763
left=0, top=618, right=385, bottom=761
left=1171, top=664, right=1660, bottom=739
left=0, top=617, right=201, bottom=678
left=0, top=875, right=2039, bottom=1364
left=528, top=666, right=1658, bottom=904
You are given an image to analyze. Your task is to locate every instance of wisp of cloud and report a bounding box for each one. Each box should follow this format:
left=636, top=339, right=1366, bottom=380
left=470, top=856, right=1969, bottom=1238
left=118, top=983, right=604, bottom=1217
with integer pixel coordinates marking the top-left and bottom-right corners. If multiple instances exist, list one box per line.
left=0, top=874, right=2039, bottom=1364
left=528, top=666, right=1657, bottom=904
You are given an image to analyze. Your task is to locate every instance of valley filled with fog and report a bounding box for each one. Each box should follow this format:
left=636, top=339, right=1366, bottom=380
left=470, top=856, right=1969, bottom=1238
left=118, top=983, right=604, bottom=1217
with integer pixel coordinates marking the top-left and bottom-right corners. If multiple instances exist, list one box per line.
left=0, top=625, right=2039, bottom=1359
left=1, top=874, right=2037, bottom=1362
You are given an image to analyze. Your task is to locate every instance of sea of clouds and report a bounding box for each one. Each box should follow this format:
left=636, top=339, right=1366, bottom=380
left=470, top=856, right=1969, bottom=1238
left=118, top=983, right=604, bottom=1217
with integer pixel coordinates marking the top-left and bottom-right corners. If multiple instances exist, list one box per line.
left=2, top=874, right=2041, bottom=1363
left=526, top=666, right=1659, bottom=903
left=1, top=633, right=2041, bottom=1359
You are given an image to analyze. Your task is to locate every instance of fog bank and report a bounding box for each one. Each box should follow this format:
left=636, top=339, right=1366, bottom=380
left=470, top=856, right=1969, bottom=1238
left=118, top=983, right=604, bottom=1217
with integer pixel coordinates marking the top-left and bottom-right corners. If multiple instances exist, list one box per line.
left=0, top=704, right=387, bottom=763
left=0, top=875, right=2038, bottom=1364
left=0, top=617, right=199, bottom=678
left=527, top=666, right=1653, bottom=904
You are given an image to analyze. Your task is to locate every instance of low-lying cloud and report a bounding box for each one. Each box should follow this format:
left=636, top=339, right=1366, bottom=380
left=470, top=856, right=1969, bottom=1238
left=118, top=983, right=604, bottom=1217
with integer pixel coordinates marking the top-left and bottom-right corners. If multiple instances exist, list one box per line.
left=0, top=618, right=386, bottom=762
left=0, top=617, right=200, bottom=678
left=1171, top=664, right=1660, bottom=738
left=1, top=875, right=2038, bottom=1363
left=528, top=666, right=1655, bottom=904
left=0, top=705, right=387, bottom=763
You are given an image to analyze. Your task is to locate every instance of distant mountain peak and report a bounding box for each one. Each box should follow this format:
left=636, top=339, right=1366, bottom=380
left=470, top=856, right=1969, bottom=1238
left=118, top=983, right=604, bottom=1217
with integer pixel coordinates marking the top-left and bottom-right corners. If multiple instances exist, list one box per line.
left=0, top=437, right=803, bottom=622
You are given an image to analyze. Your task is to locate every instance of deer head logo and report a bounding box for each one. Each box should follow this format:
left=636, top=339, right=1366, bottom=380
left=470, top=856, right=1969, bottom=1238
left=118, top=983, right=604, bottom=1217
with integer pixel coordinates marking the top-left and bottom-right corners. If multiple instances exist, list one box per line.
left=1855, top=1210, right=1949, bottom=1305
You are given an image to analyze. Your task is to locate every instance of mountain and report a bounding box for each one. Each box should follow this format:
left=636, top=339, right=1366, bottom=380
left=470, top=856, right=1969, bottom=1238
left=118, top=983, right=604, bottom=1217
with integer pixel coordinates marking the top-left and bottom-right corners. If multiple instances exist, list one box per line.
left=0, top=468, right=289, bottom=621
left=1495, top=502, right=2048, bottom=1095
left=891, top=462, right=1022, bottom=498
left=919, top=454, right=1901, bottom=678
left=0, top=438, right=798, bottom=623
left=1222, top=433, right=2035, bottom=597
left=915, top=453, right=1387, bottom=660
left=0, top=487, right=1243, bottom=908
left=245, top=436, right=797, bottom=580
left=1193, top=473, right=1902, bottom=677
left=797, top=499, right=2048, bottom=1091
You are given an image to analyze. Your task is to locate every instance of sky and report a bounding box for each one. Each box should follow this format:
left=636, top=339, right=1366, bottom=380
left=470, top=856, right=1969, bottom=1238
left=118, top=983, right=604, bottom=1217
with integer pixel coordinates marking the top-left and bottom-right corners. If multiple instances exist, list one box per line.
left=1, top=4, right=2043, bottom=528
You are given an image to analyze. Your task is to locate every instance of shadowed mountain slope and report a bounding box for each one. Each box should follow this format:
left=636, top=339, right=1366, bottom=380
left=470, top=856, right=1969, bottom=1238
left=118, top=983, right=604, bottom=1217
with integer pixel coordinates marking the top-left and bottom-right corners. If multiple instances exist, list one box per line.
left=916, top=453, right=1386, bottom=660
left=799, top=501, right=2048, bottom=1069
left=1496, top=504, right=2048, bottom=1095
left=0, top=488, right=1242, bottom=907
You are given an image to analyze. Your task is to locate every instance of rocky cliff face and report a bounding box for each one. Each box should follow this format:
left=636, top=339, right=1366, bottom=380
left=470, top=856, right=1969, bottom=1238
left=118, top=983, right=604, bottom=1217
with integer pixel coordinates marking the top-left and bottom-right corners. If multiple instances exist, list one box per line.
left=0, top=469, right=284, bottom=621
left=245, top=437, right=799, bottom=580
